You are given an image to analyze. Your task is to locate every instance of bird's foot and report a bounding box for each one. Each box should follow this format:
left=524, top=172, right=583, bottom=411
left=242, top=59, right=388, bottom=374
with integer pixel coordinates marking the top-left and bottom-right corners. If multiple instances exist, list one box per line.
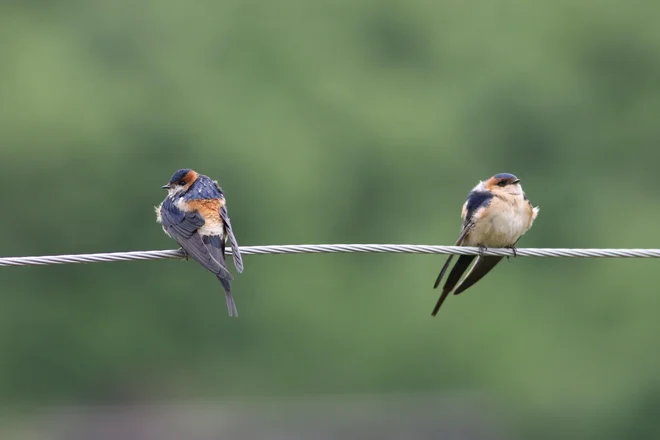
left=505, top=245, right=517, bottom=262
left=179, top=248, right=189, bottom=261
left=477, top=244, right=488, bottom=257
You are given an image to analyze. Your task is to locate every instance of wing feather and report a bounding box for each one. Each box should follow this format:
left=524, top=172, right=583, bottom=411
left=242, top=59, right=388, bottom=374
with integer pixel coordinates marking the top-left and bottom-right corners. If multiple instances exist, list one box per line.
left=221, top=205, right=244, bottom=273
left=159, top=200, right=232, bottom=280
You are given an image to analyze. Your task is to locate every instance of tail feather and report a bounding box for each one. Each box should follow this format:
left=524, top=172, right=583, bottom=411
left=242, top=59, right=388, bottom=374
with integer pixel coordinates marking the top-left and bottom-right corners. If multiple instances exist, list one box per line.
left=431, top=289, right=452, bottom=316
left=443, top=255, right=475, bottom=294
left=433, top=225, right=472, bottom=289
left=217, top=275, right=238, bottom=317
left=433, top=254, right=455, bottom=289
left=225, top=292, right=239, bottom=318
left=453, top=256, right=503, bottom=296
left=431, top=255, right=475, bottom=316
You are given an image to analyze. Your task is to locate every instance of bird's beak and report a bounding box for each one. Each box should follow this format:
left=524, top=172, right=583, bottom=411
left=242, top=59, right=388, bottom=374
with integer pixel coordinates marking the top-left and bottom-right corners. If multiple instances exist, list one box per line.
left=161, top=183, right=171, bottom=190
left=512, top=179, right=521, bottom=184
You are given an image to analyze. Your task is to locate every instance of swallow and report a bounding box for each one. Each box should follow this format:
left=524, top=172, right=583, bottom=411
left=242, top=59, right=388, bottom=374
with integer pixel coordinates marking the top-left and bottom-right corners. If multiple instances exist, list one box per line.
left=431, top=173, right=539, bottom=316
left=156, top=168, right=244, bottom=317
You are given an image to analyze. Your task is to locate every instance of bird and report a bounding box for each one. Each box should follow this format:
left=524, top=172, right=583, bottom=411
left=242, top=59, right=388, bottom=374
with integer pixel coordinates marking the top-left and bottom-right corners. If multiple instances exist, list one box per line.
left=156, top=168, right=244, bottom=317
left=431, top=173, right=539, bottom=316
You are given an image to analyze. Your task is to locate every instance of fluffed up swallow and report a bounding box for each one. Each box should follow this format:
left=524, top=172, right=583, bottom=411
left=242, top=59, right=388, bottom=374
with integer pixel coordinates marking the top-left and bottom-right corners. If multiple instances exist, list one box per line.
left=156, top=169, right=244, bottom=317
left=431, top=173, right=539, bottom=316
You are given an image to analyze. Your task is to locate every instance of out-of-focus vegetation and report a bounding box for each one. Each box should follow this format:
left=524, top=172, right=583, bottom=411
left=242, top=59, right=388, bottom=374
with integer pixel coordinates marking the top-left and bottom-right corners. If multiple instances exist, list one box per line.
left=2, top=1, right=660, bottom=438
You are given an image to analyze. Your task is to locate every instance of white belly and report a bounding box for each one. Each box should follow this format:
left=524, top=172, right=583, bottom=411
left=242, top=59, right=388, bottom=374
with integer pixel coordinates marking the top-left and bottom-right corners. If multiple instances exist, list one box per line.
left=465, top=200, right=532, bottom=247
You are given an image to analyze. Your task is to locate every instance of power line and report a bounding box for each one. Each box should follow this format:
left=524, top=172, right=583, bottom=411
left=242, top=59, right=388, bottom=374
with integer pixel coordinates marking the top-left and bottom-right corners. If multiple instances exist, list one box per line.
left=1, top=245, right=660, bottom=268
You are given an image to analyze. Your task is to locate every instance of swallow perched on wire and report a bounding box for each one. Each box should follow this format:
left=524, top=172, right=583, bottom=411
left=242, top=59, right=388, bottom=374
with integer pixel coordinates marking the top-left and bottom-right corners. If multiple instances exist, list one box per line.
left=156, top=169, right=244, bottom=317
left=431, top=173, right=539, bottom=316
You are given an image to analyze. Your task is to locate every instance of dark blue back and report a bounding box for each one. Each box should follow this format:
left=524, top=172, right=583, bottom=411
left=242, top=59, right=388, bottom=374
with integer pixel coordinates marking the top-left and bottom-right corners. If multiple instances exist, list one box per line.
left=185, top=175, right=224, bottom=200
left=464, top=191, right=493, bottom=221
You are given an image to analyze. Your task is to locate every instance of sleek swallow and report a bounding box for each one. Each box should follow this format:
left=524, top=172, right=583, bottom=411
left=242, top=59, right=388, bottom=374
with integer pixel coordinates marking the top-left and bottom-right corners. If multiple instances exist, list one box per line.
left=156, top=169, right=244, bottom=317
left=431, top=173, right=539, bottom=316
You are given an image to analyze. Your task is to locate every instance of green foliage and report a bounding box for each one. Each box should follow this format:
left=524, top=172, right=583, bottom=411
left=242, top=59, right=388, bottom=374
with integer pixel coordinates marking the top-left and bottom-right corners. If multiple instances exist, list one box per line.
left=2, top=0, right=660, bottom=437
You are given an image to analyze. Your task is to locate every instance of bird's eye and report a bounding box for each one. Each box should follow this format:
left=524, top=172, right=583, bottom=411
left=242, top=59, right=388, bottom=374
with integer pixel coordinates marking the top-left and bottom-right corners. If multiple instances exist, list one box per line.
left=497, top=181, right=507, bottom=187
left=179, top=180, right=186, bottom=186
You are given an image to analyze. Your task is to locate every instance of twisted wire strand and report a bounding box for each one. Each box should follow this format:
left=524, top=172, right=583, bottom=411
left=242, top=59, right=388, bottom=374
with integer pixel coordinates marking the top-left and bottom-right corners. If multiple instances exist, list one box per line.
left=1, top=245, right=660, bottom=268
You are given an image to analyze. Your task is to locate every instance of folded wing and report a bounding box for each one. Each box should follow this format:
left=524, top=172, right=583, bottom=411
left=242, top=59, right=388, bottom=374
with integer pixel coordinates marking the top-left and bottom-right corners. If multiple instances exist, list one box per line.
left=159, top=200, right=233, bottom=281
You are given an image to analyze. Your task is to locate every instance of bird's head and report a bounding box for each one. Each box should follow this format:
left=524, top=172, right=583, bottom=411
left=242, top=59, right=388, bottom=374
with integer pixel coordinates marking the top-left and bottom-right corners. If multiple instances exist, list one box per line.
left=162, top=168, right=199, bottom=196
left=484, top=173, right=522, bottom=195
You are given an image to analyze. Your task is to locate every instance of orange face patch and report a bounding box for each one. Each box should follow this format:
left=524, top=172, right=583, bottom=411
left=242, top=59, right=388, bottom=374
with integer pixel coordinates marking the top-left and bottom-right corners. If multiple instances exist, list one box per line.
left=182, top=170, right=199, bottom=188
left=484, top=177, right=499, bottom=190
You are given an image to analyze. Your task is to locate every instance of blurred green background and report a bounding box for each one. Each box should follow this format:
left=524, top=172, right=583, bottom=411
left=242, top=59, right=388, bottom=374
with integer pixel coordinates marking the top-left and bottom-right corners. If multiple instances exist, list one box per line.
left=2, top=0, right=660, bottom=438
